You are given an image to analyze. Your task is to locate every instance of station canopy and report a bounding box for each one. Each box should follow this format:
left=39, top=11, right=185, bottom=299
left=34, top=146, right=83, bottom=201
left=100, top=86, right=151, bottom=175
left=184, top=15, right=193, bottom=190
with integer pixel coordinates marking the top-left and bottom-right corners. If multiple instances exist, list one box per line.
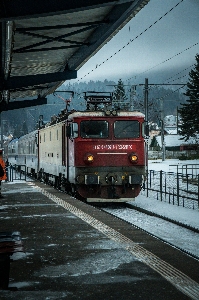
left=0, top=0, right=149, bottom=107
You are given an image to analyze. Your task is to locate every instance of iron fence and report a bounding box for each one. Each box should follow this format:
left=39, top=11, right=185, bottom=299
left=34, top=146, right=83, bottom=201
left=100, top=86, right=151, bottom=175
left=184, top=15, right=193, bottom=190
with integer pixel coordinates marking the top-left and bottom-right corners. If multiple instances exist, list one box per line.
left=145, top=165, right=199, bottom=210
left=7, top=165, right=27, bottom=182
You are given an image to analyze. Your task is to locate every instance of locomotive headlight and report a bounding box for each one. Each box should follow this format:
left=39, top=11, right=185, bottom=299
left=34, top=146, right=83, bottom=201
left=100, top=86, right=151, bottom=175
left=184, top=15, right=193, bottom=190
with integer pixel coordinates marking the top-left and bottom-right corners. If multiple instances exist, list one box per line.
left=129, top=153, right=138, bottom=163
left=87, top=154, right=94, bottom=162
left=84, top=153, right=94, bottom=164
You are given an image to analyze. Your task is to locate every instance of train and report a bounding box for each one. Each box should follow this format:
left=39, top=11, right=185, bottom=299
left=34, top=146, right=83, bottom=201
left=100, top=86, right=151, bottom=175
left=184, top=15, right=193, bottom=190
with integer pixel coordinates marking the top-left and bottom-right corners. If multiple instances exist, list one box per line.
left=6, top=92, right=146, bottom=202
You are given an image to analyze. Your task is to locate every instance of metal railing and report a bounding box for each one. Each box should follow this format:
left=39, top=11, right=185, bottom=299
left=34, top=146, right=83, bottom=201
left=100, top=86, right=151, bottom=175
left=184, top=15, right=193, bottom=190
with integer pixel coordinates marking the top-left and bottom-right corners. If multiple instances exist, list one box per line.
left=7, top=165, right=27, bottom=182
left=145, top=166, right=199, bottom=210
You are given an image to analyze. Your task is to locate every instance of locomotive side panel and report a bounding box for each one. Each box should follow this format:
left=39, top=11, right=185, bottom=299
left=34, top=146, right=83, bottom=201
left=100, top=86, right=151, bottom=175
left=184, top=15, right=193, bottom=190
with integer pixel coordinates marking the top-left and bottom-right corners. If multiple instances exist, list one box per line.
left=67, top=134, right=75, bottom=184
left=38, top=122, right=66, bottom=177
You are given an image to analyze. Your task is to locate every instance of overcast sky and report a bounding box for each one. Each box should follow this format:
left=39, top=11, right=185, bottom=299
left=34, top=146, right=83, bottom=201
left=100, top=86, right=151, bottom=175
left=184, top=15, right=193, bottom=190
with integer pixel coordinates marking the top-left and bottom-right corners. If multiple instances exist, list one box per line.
left=71, top=0, right=199, bottom=85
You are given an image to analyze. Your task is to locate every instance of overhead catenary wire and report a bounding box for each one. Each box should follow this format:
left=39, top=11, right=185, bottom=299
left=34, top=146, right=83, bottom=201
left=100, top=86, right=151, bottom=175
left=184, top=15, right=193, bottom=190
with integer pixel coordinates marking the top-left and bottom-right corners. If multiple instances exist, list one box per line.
left=127, top=42, right=199, bottom=83
left=74, top=0, right=198, bottom=114
left=78, top=0, right=186, bottom=81
left=141, top=61, right=197, bottom=103
left=164, top=64, right=194, bottom=84
left=130, top=62, right=195, bottom=105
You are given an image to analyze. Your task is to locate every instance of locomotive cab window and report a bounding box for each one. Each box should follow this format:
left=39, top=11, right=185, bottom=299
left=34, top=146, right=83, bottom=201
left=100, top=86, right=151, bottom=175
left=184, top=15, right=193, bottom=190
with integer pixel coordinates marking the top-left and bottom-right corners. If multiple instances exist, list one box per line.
left=81, top=121, right=108, bottom=138
left=114, top=120, right=140, bottom=138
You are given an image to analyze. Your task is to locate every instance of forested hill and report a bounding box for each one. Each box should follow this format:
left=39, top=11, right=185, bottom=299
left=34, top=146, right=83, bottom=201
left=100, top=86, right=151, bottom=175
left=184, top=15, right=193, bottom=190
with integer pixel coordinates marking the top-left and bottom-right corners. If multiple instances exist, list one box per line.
left=2, top=79, right=186, bottom=138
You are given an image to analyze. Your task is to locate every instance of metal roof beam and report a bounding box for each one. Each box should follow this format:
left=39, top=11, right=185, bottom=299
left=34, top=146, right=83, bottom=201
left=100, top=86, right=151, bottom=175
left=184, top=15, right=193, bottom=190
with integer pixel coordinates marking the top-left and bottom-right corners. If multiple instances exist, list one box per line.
left=14, top=24, right=96, bottom=53
left=0, top=1, right=134, bottom=20
left=1, top=70, right=77, bottom=90
left=0, top=97, right=47, bottom=112
left=12, top=85, right=52, bottom=92
left=14, top=44, right=87, bottom=54
left=16, top=20, right=108, bottom=32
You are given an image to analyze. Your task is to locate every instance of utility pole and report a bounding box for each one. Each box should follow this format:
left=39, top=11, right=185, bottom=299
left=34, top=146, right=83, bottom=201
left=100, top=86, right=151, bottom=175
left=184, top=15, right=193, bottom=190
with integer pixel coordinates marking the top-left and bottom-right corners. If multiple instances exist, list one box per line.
left=144, top=78, right=149, bottom=196
left=144, top=78, right=148, bottom=127
left=160, top=98, right=165, bottom=161
left=177, top=106, right=179, bottom=134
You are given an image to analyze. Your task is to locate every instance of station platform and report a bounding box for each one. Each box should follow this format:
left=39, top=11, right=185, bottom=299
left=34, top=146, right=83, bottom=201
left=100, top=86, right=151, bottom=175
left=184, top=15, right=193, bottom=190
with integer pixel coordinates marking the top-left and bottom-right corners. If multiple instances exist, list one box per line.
left=0, top=179, right=198, bottom=300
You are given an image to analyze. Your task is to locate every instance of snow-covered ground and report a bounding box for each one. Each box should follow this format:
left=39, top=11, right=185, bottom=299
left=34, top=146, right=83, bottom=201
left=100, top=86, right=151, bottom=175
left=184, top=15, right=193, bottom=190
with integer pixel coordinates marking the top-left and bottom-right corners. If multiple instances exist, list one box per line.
left=105, top=159, right=199, bottom=258
left=135, top=191, right=199, bottom=229
left=139, top=159, right=199, bottom=228
left=148, top=158, right=199, bottom=173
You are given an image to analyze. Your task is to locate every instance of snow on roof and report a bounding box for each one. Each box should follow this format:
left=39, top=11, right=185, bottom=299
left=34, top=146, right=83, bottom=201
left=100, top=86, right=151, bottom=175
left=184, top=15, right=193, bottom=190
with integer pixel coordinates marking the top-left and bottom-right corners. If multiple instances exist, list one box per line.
left=156, top=135, right=198, bottom=147
left=165, top=129, right=177, bottom=135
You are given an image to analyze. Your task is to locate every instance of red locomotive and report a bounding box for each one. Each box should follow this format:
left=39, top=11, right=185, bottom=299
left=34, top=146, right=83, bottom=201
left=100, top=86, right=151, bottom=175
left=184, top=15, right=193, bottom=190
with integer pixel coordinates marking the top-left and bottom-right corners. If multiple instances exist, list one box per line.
left=8, top=92, right=146, bottom=202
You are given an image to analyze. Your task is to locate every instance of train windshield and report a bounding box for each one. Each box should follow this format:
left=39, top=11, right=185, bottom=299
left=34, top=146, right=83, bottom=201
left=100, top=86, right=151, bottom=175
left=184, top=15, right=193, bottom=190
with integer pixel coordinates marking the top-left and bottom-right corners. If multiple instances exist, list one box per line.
left=81, top=120, right=109, bottom=138
left=114, top=120, right=140, bottom=138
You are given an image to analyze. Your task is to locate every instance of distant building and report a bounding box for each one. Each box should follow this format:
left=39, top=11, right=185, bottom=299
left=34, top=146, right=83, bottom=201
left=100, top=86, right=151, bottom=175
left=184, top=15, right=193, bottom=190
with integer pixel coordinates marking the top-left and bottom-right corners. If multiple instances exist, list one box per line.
left=164, top=115, right=177, bottom=126
left=151, top=134, right=199, bottom=151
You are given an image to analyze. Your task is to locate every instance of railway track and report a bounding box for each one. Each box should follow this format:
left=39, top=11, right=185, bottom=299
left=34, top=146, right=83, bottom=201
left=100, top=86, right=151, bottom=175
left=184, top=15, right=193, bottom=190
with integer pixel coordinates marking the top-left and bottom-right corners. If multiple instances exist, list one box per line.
left=96, top=202, right=199, bottom=261
left=125, top=203, right=199, bottom=234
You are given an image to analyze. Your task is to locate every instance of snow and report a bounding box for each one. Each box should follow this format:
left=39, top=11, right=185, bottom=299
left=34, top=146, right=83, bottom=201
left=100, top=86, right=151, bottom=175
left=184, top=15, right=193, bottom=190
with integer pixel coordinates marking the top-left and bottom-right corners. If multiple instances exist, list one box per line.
left=138, top=160, right=199, bottom=229
left=155, top=135, right=199, bottom=147
left=148, top=158, right=199, bottom=173
left=135, top=194, right=199, bottom=229
left=105, top=159, right=199, bottom=258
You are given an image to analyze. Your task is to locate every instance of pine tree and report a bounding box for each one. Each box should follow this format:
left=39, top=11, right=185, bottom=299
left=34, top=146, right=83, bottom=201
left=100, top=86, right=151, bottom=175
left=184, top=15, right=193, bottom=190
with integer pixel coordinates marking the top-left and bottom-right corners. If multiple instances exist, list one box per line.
left=178, top=54, right=199, bottom=141
left=113, top=79, right=127, bottom=109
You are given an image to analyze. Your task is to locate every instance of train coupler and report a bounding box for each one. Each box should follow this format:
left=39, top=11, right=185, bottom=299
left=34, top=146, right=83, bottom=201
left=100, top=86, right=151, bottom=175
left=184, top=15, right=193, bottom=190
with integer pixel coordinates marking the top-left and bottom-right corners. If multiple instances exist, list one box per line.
left=107, top=185, right=119, bottom=199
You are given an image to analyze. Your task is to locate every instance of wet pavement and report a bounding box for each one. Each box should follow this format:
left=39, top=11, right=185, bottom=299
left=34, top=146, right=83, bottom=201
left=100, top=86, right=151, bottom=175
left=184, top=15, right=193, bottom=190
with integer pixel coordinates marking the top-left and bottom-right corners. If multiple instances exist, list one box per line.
left=0, top=180, right=194, bottom=299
